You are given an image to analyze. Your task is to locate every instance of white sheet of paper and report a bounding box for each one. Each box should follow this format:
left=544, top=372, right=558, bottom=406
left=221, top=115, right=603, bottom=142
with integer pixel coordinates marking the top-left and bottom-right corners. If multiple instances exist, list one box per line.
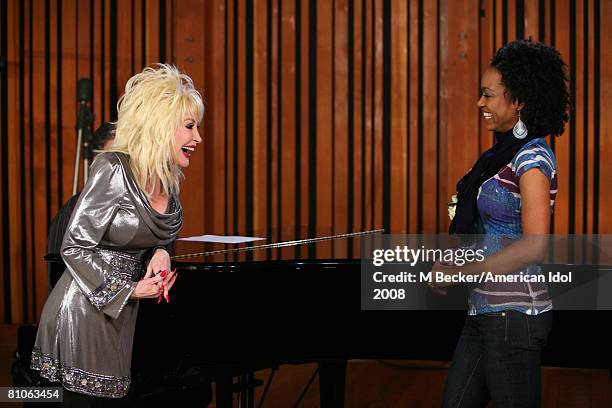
left=178, top=235, right=266, bottom=244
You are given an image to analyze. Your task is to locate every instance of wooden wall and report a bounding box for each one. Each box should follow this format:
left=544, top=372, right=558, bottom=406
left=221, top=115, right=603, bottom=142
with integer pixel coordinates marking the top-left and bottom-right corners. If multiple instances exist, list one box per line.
left=0, top=0, right=610, bottom=323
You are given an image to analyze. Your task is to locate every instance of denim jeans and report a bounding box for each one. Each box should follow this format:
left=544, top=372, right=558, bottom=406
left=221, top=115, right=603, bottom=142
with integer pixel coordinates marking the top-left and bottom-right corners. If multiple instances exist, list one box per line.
left=441, top=310, right=553, bottom=408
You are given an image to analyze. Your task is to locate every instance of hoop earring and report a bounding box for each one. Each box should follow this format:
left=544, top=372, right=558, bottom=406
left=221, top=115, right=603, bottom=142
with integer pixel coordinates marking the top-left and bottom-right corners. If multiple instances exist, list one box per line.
left=513, top=111, right=528, bottom=139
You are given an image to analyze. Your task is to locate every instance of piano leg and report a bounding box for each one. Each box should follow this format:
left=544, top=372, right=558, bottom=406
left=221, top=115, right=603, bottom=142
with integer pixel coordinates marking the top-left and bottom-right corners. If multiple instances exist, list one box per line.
left=239, top=372, right=256, bottom=407
left=216, top=373, right=233, bottom=408
left=318, top=360, right=347, bottom=408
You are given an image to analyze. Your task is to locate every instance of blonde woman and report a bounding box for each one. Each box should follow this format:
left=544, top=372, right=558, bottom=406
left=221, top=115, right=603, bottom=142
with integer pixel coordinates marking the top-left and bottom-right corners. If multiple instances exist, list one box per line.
left=31, top=64, right=204, bottom=405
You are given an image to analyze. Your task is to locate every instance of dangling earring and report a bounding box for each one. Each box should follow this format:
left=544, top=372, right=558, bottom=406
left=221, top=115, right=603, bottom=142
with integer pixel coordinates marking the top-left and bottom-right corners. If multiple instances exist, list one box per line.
left=513, top=110, right=528, bottom=139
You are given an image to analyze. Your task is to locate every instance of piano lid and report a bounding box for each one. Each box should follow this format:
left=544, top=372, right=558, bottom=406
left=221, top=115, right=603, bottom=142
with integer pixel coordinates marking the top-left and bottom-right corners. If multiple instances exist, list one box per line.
left=42, top=227, right=384, bottom=263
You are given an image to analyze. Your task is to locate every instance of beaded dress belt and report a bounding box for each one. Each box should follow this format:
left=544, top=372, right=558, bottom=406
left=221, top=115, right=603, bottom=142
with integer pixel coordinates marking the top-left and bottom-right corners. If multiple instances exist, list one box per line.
left=97, top=248, right=144, bottom=281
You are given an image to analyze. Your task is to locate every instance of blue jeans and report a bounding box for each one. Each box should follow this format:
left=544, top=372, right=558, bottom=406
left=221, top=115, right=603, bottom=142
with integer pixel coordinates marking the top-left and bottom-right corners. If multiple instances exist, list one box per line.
left=442, top=310, right=553, bottom=408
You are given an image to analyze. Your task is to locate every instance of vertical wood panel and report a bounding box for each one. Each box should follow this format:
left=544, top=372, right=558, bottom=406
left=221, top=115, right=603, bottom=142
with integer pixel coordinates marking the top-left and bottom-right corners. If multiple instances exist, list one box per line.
left=132, top=0, right=143, bottom=72
left=200, top=0, right=227, bottom=263
left=268, top=0, right=277, bottom=254
left=31, top=0, right=47, bottom=321
left=480, top=0, right=495, bottom=152
left=548, top=0, right=553, bottom=43
left=495, top=0, right=503, bottom=48
left=363, top=0, right=373, bottom=232
left=524, top=0, right=539, bottom=39
left=552, top=0, right=570, bottom=233
left=186, top=0, right=207, bottom=244
left=421, top=0, right=438, bottom=233
left=76, top=0, right=91, bottom=110
left=599, top=0, right=611, bottom=232
left=316, top=0, right=333, bottom=257
left=507, top=0, right=517, bottom=40
left=23, top=0, right=35, bottom=322
left=1, top=0, right=5, bottom=323
left=103, top=0, right=111, bottom=122
left=586, top=0, right=595, bottom=234
left=280, top=0, right=297, bottom=257
left=252, top=0, right=267, bottom=260
left=48, top=0, right=58, bottom=221
left=145, top=0, right=160, bottom=65
left=46, top=0, right=58, bottom=318
left=574, top=0, right=585, bottom=234
left=60, top=0, right=76, bottom=221
left=390, top=0, right=408, bottom=233
left=351, top=0, right=363, bottom=253
left=174, top=0, right=206, bottom=239
left=372, top=0, right=383, bottom=230
left=334, top=0, right=348, bottom=255
left=203, top=0, right=227, bottom=237
left=1, top=0, right=8, bottom=323
left=92, top=0, right=103, bottom=130
left=7, top=0, right=23, bottom=322
left=447, top=0, right=480, bottom=233
left=408, top=0, right=419, bottom=232
left=438, top=0, right=448, bottom=233
left=225, top=0, right=236, bottom=240
left=237, top=0, right=247, bottom=242
left=299, top=0, right=310, bottom=241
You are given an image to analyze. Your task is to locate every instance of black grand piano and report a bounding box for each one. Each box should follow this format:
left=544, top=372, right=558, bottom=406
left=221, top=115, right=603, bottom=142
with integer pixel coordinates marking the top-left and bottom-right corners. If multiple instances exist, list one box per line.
left=28, top=229, right=612, bottom=407
left=134, top=229, right=611, bottom=407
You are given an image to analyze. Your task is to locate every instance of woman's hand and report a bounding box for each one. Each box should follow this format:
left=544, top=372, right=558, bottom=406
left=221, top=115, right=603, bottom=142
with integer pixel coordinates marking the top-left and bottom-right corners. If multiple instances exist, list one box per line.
left=146, top=247, right=171, bottom=278
left=143, top=248, right=179, bottom=302
left=428, top=261, right=460, bottom=295
left=130, top=274, right=164, bottom=299
left=161, top=270, right=178, bottom=303
left=130, top=265, right=178, bottom=301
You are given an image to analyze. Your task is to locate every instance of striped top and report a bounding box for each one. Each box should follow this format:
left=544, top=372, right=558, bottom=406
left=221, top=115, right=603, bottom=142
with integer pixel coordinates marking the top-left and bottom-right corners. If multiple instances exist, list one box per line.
left=468, top=137, right=557, bottom=316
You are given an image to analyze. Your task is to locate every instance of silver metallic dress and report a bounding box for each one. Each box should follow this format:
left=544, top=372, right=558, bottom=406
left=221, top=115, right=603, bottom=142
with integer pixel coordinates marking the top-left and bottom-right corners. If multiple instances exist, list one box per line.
left=31, top=152, right=183, bottom=398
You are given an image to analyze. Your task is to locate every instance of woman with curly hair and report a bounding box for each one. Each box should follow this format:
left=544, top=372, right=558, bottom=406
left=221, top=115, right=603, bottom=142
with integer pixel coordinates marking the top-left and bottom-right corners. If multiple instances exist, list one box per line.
left=31, top=64, right=204, bottom=406
left=431, top=40, right=571, bottom=407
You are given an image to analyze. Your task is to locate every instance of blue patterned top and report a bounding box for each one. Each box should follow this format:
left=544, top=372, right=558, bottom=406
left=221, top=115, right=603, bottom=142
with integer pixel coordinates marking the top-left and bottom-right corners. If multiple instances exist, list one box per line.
left=468, top=137, right=557, bottom=315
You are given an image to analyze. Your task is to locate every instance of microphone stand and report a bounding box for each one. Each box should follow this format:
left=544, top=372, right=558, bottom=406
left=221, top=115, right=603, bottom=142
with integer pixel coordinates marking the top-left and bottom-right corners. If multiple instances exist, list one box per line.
left=72, top=80, right=93, bottom=195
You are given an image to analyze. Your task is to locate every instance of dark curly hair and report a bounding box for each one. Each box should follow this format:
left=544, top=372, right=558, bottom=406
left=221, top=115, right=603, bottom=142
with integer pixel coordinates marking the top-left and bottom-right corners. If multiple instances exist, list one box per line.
left=92, top=122, right=115, bottom=151
left=491, top=39, right=571, bottom=137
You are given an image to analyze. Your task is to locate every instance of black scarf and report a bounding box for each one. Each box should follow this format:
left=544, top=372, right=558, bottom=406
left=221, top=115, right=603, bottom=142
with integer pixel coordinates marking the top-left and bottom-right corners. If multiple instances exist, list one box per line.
left=449, top=129, right=537, bottom=234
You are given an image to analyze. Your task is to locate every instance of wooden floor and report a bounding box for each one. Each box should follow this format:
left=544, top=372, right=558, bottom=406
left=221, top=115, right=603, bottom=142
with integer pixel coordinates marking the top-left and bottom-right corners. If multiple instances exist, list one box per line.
left=2, top=324, right=611, bottom=407
left=232, top=360, right=612, bottom=408
left=0, top=324, right=19, bottom=408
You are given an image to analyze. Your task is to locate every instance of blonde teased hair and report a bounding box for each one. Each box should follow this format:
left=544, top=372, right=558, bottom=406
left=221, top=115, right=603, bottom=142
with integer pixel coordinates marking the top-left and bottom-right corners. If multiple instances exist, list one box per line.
left=110, top=63, right=204, bottom=197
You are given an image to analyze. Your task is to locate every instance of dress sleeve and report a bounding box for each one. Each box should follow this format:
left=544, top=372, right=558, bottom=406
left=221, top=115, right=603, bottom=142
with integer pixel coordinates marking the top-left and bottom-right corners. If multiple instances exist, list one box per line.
left=513, top=143, right=556, bottom=185
left=60, top=153, right=136, bottom=319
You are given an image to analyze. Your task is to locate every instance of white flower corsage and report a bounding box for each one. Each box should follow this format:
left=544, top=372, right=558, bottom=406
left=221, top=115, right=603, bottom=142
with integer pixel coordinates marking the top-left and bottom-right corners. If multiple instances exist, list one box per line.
left=448, top=194, right=458, bottom=220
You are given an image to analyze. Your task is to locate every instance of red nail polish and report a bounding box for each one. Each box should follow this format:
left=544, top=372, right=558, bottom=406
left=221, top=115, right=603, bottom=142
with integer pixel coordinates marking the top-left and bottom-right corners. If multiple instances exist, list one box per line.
left=161, top=270, right=167, bottom=278
left=165, top=293, right=170, bottom=303
left=157, top=295, right=162, bottom=304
